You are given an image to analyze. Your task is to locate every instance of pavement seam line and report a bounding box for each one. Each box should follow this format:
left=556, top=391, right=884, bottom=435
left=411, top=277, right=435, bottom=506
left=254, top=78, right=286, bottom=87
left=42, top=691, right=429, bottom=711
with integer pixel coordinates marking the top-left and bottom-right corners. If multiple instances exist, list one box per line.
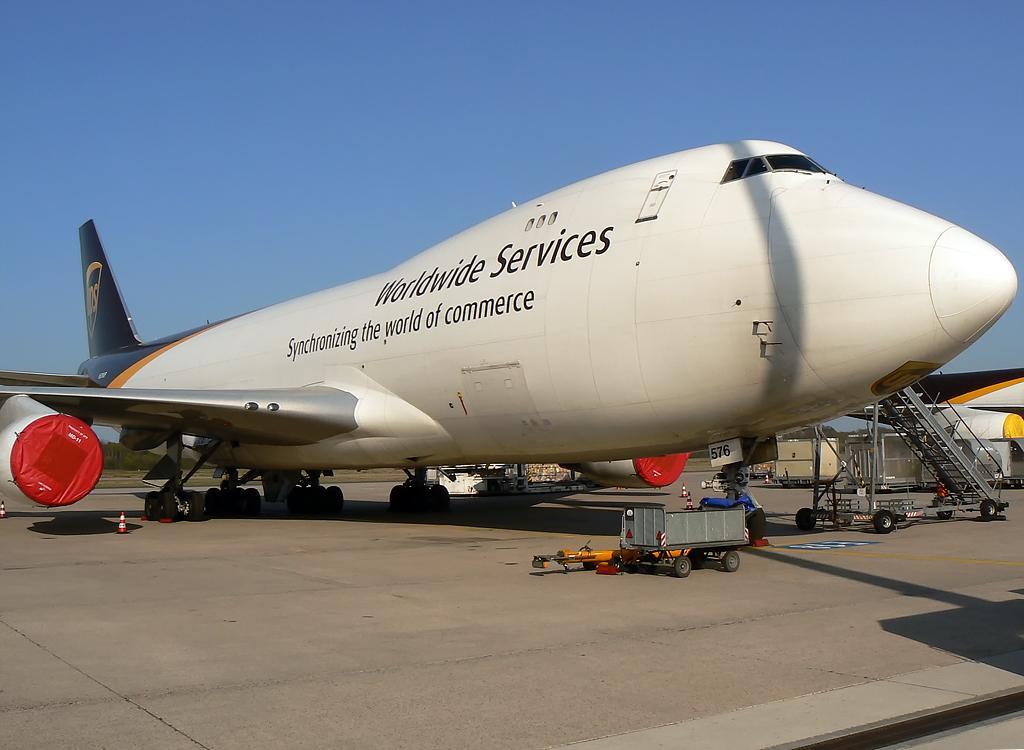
left=776, top=548, right=1024, bottom=566
left=0, top=617, right=212, bottom=750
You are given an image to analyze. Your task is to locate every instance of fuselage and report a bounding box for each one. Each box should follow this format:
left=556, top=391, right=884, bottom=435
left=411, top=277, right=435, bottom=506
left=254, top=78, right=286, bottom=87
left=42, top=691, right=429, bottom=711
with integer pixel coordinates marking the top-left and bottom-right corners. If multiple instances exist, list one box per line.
left=80, top=141, right=1017, bottom=470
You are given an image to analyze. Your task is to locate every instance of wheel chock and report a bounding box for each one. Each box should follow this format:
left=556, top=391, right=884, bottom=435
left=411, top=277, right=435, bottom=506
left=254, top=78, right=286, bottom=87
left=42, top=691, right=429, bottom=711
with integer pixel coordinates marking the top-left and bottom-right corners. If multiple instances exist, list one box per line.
left=596, top=562, right=621, bottom=575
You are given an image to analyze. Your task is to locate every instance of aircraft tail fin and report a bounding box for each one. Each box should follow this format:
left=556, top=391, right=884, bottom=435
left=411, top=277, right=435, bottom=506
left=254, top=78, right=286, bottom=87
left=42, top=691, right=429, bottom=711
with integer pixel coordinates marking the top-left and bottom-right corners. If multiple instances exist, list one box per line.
left=919, top=368, right=1024, bottom=405
left=80, top=220, right=143, bottom=357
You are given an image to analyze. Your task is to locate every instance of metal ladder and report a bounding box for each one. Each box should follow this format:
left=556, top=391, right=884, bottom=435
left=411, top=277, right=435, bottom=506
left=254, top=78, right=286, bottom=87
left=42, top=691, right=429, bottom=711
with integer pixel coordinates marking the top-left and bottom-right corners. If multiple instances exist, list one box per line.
left=878, top=387, right=1000, bottom=506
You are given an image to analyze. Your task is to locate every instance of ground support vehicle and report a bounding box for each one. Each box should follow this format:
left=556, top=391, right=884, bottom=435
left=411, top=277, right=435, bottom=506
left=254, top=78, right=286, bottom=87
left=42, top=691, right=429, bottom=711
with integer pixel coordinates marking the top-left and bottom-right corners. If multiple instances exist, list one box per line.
left=795, top=492, right=1005, bottom=535
left=532, top=506, right=747, bottom=578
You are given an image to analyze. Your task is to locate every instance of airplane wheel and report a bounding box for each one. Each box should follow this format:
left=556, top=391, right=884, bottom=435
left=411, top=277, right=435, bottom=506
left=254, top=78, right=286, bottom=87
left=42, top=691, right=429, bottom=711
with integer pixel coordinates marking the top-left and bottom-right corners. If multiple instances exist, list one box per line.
left=389, top=485, right=410, bottom=512
left=244, top=488, right=262, bottom=516
left=428, top=484, right=450, bottom=512
left=204, top=487, right=222, bottom=516
left=795, top=508, right=816, bottom=531
left=160, top=492, right=179, bottom=521
left=746, top=508, right=766, bottom=541
left=287, top=487, right=306, bottom=514
left=672, top=555, right=692, bottom=578
left=325, top=485, right=344, bottom=513
left=721, top=550, right=741, bottom=573
left=185, top=491, right=205, bottom=521
left=144, top=491, right=161, bottom=520
left=873, top=509, right=896, bottom=534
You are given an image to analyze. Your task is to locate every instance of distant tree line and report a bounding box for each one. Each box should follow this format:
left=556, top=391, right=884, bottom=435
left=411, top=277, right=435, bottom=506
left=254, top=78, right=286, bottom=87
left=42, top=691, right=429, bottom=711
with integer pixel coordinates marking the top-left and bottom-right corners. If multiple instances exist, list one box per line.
left=102, top=442, right=161, bottom=471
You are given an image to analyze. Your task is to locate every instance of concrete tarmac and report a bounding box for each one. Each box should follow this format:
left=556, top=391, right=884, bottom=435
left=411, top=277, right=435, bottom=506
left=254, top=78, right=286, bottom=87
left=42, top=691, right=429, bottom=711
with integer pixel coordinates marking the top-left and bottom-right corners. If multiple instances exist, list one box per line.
left=1, top=473, right=1023, bottom=749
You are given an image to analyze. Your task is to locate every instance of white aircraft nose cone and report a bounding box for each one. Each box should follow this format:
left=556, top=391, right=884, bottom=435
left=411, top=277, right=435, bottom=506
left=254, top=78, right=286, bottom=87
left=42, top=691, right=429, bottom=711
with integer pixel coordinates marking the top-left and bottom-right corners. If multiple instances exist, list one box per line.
left=929, top=226, right=1017, bottom=343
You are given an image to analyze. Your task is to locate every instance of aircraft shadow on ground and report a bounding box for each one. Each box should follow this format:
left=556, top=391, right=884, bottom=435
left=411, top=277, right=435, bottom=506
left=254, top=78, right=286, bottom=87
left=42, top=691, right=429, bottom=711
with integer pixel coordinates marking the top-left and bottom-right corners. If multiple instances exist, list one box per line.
left=248, top=490, right=676, bottom=537
left=27, top=511, right=143, bottom=536
left=751, top=548, right=1024, bottom=676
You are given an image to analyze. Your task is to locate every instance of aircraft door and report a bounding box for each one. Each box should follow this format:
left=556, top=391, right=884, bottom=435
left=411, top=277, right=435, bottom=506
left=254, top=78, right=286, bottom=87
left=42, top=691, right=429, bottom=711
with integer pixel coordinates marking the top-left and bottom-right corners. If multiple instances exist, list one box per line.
left=459, top=362, right=540, bottom=450
left=636, top=170, right=677, bottom=223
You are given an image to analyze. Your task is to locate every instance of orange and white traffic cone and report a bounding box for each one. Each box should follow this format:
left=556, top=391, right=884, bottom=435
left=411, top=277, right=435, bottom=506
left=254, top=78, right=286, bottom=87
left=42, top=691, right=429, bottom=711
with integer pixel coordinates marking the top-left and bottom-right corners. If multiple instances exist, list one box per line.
left=117, top=511, right=127, bottom=534
left=680, top=485, right=693, bottom=510
left=0, top=500, right=6, bottom=519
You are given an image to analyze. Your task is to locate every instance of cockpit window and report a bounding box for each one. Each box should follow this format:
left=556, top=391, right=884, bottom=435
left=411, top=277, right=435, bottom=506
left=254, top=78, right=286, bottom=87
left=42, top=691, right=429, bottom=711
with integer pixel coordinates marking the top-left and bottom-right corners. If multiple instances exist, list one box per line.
left=722, top=153, right=829, bottom=183
left=744, top=156, right=769, bottom=178
left=721, top=159, right=749, bottom=183
left=764, top=154, right=827, bottom=174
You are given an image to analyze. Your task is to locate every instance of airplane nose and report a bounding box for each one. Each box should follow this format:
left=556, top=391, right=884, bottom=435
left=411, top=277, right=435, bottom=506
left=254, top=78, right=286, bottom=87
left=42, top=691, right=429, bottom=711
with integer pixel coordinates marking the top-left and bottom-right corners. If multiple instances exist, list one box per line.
left=929, top=226, right=1017, bottom=343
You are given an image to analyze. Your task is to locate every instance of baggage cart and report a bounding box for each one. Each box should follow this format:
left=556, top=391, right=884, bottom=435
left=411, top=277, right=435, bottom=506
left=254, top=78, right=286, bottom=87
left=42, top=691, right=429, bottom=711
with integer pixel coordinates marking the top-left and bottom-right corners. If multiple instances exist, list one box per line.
left=532, top=506, right=747, bottom=578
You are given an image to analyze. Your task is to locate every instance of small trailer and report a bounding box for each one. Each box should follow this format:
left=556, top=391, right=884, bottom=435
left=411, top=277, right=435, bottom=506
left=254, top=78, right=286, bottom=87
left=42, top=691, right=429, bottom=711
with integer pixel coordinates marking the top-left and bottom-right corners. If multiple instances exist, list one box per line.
left=532, top=506, right=747, bottom=578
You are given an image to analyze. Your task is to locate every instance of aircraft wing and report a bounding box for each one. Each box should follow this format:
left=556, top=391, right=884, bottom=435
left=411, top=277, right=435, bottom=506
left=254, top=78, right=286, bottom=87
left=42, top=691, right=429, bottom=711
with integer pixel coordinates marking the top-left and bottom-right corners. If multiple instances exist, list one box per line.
left=0, top=370, right=95, bottom=387
left=0, top=385, right=358, bottom=446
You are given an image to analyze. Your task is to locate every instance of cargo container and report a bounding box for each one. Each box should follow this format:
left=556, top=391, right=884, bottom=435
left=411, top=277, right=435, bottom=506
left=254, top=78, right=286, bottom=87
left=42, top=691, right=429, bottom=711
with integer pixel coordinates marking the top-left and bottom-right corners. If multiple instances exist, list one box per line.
left=774, top=438, right=839, bottom=487
left=845, top=433, right=927, bottom=491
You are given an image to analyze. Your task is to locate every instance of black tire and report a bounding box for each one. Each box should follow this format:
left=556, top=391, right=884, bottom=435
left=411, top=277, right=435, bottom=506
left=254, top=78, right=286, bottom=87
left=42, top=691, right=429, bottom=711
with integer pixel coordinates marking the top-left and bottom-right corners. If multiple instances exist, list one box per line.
left=582, top=562, right=597, bottom=571
left=979, top=499, right=998, bottom=521
left=160, top=492, right=178, bottom=521
left=325, top=485, right=344, bottom=514
left=721, top=550, right=741, bottom=573
left=873, top=509, right=896, bottom=534
left=428, top=484, right=451, bottom=512
left=937, top=510, right=953, bottom=520
left=204, top=487, right=223, bottom=516
left=227, top=488, right=247, bottom=515
left=287, top=486, right=306, bottom=515
left=746, top=508, right=766, bottom=541
left=144, top=491, right=160, bottom=520
left=389, top=485, right=409, bottom=512
left=795, top=507, right=816, bottom=531
left=244, top=488, right=262, bottom=516
left=186, top=490, right=205, bottom=521
left=672, top=555, right=692, bottom=578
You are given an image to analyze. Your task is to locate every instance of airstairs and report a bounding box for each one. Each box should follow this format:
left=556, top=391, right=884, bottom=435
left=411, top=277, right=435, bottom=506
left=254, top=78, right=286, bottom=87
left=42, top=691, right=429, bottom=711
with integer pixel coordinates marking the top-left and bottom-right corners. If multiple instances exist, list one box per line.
left=877, top=386, right=1006, bottom=517
left=797, top=386, right=1006, bottom=533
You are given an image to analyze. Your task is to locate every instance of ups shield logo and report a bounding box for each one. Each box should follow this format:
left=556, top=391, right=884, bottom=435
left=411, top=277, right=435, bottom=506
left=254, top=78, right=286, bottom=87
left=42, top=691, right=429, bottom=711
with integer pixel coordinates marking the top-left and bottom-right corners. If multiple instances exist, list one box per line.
left=85, top=262, right=102, bottom=336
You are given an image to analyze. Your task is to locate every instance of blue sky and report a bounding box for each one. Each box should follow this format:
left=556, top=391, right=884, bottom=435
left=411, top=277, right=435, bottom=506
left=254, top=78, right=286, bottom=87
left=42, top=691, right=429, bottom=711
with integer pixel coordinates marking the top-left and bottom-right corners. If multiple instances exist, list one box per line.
left=2, top=2, right=1021, bottom=375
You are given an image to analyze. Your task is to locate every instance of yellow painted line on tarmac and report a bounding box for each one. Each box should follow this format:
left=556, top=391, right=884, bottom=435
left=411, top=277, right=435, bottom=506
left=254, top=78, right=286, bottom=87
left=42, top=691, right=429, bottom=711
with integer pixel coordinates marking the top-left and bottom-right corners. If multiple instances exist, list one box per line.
left=766, top=547, right=1024, bottom=567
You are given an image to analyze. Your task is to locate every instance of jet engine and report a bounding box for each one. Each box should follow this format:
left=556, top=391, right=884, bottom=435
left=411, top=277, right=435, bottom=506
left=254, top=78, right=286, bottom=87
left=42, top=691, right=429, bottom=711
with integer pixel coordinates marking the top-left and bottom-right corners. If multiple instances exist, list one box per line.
left=941, top=407, right=1024, bottom=441
left=0, top=395, right=103, bottom=508
left=568, top=453, right=690, bottom=489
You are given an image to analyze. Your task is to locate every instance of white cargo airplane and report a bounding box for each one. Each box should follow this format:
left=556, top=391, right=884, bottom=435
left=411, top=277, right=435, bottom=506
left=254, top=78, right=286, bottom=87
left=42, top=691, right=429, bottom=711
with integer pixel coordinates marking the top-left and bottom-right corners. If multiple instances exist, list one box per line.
left=0, top=141, right=1016, bottom=522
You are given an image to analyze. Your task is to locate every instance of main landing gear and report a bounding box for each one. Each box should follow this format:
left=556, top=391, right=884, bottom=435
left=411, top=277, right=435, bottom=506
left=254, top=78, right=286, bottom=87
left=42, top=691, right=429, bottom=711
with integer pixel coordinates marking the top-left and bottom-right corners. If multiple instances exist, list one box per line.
left=143, top=434, right=219, bottom=522
left=389, top=468, right=450, bottom=513
left=205, top=468, right=263, bottom=517
left=287, top=471, right=345, bottom=515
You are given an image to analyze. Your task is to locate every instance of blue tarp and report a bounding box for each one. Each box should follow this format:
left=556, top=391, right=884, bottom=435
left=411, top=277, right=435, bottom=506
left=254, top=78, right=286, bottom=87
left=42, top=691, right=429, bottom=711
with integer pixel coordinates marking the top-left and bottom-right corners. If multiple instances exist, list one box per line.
left=701, top=495, right=758, bottom=512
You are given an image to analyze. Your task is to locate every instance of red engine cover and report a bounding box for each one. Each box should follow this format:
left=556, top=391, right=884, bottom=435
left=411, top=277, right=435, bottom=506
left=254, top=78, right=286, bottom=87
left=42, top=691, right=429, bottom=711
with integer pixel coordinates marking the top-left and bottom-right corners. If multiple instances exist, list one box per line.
left=633, top=453, right=690, bottom=487
left=11, top=414, right=103, bottom=506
